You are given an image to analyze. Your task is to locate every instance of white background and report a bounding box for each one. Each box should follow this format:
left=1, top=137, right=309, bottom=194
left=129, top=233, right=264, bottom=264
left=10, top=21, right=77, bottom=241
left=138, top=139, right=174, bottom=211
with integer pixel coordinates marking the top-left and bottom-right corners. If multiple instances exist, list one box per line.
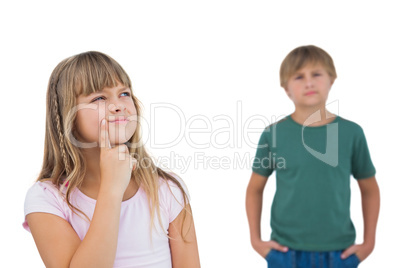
left=1, top=0, right=401, bottom=267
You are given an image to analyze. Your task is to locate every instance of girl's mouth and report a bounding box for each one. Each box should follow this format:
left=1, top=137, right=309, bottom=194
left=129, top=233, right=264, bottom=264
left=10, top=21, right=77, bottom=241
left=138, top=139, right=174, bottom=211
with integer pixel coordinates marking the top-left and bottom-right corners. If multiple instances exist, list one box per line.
left=108, top=116, right=129, bottom=123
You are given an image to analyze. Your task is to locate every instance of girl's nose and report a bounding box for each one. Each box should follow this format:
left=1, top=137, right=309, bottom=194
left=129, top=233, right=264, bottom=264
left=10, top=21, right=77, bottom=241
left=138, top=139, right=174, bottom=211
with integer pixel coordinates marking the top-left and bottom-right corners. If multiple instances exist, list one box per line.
left=108, top=103, right=126, bottom=113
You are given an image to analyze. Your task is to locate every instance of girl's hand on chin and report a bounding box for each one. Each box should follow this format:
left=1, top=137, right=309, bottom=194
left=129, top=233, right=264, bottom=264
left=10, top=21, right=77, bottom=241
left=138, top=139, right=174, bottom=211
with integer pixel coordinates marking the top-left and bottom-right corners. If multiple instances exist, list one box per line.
left=99, top=119, right=136, bottom=196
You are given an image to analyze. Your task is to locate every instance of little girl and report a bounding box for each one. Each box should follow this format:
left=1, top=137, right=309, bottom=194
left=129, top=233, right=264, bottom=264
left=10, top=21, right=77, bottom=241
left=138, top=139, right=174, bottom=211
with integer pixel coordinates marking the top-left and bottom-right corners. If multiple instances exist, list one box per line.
left=23, top=51, right=200, bottom=268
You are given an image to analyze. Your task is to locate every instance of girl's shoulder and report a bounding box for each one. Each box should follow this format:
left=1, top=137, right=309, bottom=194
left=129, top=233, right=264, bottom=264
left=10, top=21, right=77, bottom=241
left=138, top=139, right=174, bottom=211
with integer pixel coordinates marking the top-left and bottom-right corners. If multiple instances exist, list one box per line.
left=26, top=179, right=62, bottom=196
left=23, top=180, right=69, bottom=232
left=156, top=174, right=189, bottom=223
left=24, top=179, right=67, bottom=208
left=158, top=173, right=189, bottom=198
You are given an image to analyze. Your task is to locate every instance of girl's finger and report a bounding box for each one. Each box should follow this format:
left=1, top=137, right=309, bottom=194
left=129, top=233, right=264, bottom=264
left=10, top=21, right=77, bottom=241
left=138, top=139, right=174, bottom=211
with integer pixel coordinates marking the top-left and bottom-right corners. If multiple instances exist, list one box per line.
left=100, top=119, right=111, bottom=149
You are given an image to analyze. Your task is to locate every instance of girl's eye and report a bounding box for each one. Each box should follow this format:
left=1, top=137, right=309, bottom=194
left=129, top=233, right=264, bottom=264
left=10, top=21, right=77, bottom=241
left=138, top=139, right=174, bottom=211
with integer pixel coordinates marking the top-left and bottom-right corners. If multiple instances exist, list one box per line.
left=91, top=96, right=105, bottom=102
left=90, top=91, right=130, bottom=102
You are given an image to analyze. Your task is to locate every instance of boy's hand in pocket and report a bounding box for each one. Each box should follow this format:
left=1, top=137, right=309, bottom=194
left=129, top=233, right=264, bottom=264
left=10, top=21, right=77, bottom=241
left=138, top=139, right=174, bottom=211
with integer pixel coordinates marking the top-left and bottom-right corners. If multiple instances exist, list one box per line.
left=251, top=239, right=288, bottom=258
left=341, top=243, right=374, bottom=262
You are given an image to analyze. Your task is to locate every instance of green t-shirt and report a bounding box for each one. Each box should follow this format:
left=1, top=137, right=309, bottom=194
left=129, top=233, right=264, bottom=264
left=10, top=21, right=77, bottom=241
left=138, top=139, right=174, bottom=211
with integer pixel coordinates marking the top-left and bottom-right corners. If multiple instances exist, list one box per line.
left=252, top=115, right=376, bottom=251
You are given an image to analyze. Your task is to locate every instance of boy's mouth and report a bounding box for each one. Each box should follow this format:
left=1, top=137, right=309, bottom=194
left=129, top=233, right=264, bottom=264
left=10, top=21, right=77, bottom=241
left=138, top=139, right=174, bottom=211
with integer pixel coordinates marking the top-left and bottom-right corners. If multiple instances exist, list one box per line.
left=305, top=91, right=317, bottom=96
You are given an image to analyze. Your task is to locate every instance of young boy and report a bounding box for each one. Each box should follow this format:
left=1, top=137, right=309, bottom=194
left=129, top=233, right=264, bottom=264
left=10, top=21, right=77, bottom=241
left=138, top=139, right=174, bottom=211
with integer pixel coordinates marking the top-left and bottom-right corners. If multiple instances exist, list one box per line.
left=246, top=45, right=380, bottom=267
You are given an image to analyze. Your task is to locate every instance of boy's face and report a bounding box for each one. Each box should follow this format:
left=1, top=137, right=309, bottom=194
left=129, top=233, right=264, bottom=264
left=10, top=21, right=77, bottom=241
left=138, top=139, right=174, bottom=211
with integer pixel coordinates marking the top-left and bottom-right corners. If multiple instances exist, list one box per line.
left=285, top=64, right=334, bottom=109
left=74, top=83, right=138, bottom=148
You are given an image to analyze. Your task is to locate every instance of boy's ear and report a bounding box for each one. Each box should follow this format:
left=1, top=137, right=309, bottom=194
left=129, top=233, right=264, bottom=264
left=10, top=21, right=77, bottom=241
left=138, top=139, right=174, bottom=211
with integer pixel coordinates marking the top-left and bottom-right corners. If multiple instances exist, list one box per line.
left=284, top=88, right=292, bottom=100
left=283, top=87, right=291, bottom=98
left=330, top=77, right=336, bottom=86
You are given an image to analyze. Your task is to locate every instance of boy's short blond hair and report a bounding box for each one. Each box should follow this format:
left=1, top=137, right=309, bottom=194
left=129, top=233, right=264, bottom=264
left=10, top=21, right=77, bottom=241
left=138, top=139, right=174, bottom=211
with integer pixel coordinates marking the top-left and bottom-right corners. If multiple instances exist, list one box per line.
left=280, top=45, right=337, bottom=88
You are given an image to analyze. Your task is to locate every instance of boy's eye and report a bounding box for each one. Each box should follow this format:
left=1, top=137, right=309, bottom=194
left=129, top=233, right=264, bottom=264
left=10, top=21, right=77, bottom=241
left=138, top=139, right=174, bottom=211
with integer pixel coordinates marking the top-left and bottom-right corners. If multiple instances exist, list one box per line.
left=295, top=75, right=303, bottom=80
left=313, top=73, right=322, bottom=77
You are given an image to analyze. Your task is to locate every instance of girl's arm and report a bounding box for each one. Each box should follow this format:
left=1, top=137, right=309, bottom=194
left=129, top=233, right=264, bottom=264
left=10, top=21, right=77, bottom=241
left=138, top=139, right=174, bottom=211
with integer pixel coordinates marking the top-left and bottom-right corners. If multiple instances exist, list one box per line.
left=169, top=204, right=201, bottom=268
left=27, top=190, right=124, bottom=268
left=27, top=119, right=134, bottom=268
left=27, top=213, right=81, bottom=267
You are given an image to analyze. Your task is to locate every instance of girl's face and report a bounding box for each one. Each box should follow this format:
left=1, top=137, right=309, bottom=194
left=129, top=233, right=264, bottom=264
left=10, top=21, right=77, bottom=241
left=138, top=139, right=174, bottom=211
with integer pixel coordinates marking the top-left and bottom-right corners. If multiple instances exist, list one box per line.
left=75, top=83, right=137, bottom=148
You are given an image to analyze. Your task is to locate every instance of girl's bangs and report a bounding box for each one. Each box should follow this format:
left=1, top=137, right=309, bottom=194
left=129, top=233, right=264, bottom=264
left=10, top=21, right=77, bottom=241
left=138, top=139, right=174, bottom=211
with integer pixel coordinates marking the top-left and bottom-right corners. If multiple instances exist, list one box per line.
left=70, top=52, right=131, bottom=96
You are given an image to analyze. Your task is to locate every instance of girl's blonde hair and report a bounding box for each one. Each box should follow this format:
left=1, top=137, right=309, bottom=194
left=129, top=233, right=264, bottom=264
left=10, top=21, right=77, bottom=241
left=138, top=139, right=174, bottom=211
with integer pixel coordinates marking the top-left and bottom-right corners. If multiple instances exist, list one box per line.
left=38, top=51, right=190, bottom=238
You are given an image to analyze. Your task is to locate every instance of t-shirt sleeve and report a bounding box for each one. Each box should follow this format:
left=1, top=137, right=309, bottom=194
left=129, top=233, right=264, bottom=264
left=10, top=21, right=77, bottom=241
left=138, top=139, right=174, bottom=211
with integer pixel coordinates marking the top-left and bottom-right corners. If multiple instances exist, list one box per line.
left=351, top=127, right=376, bottom=179
left=160, top=176, right=188, bottom=223
left=23, top=181, right=67, bottom=232
left=252, top=128, right=274, bottom=177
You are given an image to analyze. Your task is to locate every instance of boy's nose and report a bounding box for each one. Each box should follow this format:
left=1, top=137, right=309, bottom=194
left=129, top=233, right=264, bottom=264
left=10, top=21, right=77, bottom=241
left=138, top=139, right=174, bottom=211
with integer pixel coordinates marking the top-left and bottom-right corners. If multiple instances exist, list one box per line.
left=305, top=77, right=313, bottom=88
left=108, top=103, right=126, bottom=113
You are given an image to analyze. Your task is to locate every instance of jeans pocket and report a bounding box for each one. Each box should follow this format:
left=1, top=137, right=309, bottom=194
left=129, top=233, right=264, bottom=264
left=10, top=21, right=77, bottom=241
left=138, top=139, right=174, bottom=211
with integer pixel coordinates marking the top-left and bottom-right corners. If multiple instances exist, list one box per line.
left=266, top=249, right=291, bottom=268
left=265, top=249, right=275, bottom=261
left=342, top=253, right=360, bottom=268
left=352, top=254, right=361, bottom=264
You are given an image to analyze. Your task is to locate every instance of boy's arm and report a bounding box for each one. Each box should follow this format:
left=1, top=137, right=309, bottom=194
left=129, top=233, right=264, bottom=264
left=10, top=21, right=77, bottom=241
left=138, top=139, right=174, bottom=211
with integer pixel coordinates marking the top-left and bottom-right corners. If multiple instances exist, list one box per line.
left=246, top=172, right=288, bottom=258
left=359, top=176, right=380, bottom=247
left=341, top=176, right=380, bottom=262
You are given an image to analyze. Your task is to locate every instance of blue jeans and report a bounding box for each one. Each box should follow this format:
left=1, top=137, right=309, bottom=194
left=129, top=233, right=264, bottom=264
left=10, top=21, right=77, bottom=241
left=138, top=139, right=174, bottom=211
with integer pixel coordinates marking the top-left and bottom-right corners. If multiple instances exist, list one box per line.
left=265, top=249, right=361, bottom=268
